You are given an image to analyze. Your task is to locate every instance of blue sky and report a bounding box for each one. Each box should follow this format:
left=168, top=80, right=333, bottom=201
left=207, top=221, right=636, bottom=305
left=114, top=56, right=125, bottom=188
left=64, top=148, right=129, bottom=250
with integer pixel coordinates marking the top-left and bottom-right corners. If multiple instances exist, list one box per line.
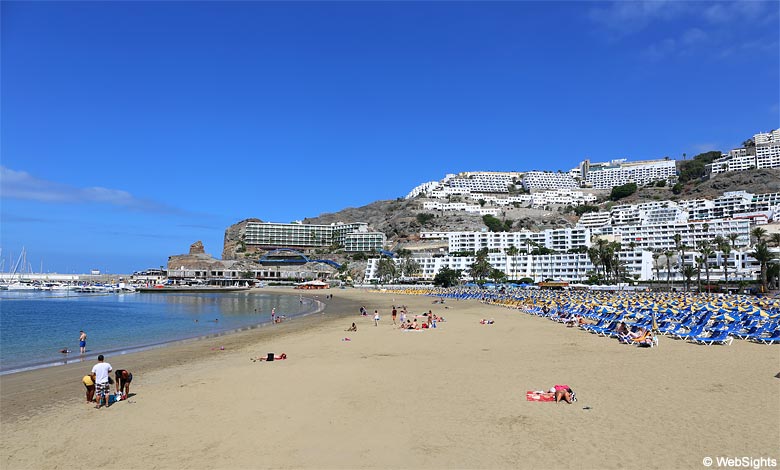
left=2, top=1, right=778, bottom=274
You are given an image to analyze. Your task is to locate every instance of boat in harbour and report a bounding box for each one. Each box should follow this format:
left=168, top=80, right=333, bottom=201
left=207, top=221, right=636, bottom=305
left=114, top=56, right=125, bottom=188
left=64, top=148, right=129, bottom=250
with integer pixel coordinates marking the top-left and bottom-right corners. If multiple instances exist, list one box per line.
left=136, top=285, right=252, bottom=293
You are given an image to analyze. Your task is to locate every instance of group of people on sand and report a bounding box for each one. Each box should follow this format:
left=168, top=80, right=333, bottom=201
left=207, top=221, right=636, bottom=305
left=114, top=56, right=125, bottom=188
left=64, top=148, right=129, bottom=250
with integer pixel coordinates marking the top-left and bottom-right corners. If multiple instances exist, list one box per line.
left=616, top=322, right=657, bottom=347
left=82, top=354, right=133, bottom=409
left=398, top=310, right=444, bottom=330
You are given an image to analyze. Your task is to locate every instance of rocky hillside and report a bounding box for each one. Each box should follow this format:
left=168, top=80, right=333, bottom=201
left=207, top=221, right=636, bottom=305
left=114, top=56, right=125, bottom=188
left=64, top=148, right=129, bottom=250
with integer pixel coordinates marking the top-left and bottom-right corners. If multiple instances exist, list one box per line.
left=615, top=168, right=780, bottom=205
left=221, top=168, right=780, bottom=260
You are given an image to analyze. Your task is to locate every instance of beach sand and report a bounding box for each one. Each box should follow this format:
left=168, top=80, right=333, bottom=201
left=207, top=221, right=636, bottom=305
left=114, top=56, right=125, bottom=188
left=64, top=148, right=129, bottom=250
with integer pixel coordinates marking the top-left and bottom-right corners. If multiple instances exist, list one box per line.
left=1, top=288, right=778, bottom=469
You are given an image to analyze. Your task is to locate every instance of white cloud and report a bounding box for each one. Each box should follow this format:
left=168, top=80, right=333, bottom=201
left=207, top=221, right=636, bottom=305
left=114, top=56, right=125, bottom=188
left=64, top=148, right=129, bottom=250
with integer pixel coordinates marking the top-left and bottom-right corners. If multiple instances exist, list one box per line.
left=0, top=166, right=185, bottom=214
left=690, top=143, right=721, bottom=154
left=588, top=0, right=688, bottom=35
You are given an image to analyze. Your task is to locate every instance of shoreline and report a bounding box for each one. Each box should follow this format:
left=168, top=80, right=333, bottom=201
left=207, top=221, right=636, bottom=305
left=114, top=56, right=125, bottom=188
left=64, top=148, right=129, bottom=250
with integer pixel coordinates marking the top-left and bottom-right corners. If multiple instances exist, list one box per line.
left=0, top=288, right=353, bottom=424
left=0, top=288, right=324, bottom=375
left=2, top=288, right=778, bottom=469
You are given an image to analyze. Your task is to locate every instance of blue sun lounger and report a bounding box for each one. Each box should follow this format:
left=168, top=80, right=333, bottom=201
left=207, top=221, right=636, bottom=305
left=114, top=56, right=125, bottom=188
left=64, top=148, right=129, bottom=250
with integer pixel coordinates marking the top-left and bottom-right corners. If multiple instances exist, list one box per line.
left=690, top=329, right=734, bottom=345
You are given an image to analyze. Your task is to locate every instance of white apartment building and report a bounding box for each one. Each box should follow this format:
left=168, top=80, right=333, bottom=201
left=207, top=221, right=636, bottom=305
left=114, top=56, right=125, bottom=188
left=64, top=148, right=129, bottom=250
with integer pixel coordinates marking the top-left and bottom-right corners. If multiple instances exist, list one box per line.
left=420, top=201, right=500, bottom=216
left=576, top=211, right=611, bottom=228
left=708, top=129, right=780, bottom=175
left=755, top=129, right=780, bottom=169
left=577, top=158, right=677, bottom=189
left=468, top=194, right=533, bottom=206
left=445, top=171, right=522, bottom=193
left=420, top=228, right=592, bottom=254
left=604, top=218, right=751, bottom=251
left=405, top=181, right=441, bottom=199
left=708, top=148, right=755, bottom=174
left=364, top=250, right=654, bottom=283
left=522, top=171, right=579, bottom=190
left=531, top=189, right=598, bottom=207
left=609, top=201, right=689, bottom=226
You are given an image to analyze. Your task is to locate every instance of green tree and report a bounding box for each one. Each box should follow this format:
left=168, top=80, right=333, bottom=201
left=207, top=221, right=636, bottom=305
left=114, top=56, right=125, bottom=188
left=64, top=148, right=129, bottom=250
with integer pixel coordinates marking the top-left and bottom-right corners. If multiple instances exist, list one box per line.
left=433, top=267, right=462, bottom=288
left=488, top=268, right=506, bottom=284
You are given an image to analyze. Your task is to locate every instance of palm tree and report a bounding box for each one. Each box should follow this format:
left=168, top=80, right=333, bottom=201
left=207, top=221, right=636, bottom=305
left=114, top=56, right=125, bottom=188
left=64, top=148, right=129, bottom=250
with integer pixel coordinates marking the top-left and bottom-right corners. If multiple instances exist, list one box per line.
left=699, top=242, right=714, bottom=292
left=505, top=245, right=519, bottom=282
left=720, top=243, right=732, bottom=288
left=681, top=265, right=698, bottom=292
left=771, top=233, right=780, bottom=248
left=651, top=250, right=662, bottom=285
left=750, top=242, right=775, bottom=293
left=695, top=255, right=705, bottom=292
left=751, top=227, right=768, bottom=246
left=728, top=232, right=740, bottom=249
left=376, top=258, right=397, bottom=284
left=588, top=246, right=601, bottom=283
left=664, top=250, right=675, bottom=291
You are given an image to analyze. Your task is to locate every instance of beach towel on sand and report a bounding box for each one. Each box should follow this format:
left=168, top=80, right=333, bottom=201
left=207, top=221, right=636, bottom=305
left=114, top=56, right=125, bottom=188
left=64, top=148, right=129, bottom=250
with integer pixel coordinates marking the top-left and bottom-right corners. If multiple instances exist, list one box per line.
left=526, top=391, right=555, bottom=402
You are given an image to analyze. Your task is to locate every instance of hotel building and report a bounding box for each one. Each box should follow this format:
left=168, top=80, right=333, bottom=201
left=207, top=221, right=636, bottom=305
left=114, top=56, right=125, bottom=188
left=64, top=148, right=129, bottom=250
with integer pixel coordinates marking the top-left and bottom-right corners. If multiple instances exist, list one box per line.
left=244, top=221, right=386, bottom=252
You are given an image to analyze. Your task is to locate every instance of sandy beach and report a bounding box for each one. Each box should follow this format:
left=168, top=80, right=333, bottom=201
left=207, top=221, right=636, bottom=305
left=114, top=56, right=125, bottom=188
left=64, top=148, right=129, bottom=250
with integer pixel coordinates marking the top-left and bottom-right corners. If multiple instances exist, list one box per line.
left=1, top=287, right=778, bottom=470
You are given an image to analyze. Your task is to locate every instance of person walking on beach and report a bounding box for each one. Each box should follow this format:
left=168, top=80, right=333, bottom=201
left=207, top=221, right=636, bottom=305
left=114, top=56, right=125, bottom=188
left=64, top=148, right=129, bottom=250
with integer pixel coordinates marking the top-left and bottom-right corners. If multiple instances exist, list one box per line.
left=392, top=307, right=397, bottom=325
left=91, top=355, right=112, bottom=409
left=374, top=310, right=380, bottom=326
left=79, top=330, right=87, bottom=354
left=272, top=307, right=276, bottom=324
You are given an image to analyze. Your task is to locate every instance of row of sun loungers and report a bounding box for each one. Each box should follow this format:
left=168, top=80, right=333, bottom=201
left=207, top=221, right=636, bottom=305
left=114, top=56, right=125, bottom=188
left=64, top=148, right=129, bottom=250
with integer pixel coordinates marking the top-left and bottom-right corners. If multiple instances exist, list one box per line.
left=412, top=288, right=780, bottom=346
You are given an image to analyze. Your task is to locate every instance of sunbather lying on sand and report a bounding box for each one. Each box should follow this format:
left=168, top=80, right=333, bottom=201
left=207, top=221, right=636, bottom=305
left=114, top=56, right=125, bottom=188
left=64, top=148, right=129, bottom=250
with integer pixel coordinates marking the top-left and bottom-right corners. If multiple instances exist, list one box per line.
left=251, top=353, right=287, bottom=362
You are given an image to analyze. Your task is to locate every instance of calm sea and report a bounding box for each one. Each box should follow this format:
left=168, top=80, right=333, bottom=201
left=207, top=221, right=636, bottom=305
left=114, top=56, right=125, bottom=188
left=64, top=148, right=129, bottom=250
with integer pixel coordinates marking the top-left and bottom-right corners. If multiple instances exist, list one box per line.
left=0, top=290, right=318, bottom=374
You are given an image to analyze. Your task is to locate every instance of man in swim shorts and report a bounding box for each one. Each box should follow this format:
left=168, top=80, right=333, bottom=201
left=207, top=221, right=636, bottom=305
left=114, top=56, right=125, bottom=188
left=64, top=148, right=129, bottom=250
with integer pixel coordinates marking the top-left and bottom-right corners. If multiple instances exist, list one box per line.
left=79, top=330, right=87, bottom=354
left=91, top=354, right=112, bottom=409
left=115, top=369, right=133, bottom=399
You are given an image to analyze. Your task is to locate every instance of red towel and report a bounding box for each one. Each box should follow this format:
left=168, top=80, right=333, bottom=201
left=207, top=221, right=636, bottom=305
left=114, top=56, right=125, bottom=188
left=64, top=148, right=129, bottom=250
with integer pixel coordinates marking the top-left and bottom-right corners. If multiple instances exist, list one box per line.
left=526, top=391, right=555, bottom=402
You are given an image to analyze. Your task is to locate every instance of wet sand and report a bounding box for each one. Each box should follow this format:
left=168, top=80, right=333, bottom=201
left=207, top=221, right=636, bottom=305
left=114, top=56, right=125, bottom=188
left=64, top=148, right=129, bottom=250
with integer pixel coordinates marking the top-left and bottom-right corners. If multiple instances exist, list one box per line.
left=1, top=287, right=778, bottom=469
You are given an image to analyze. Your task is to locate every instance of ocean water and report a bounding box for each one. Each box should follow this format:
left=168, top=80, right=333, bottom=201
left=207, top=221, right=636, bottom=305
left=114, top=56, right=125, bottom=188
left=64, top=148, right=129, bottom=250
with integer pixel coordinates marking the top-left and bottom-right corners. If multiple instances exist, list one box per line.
left=0, top=290, right=318, bottom=374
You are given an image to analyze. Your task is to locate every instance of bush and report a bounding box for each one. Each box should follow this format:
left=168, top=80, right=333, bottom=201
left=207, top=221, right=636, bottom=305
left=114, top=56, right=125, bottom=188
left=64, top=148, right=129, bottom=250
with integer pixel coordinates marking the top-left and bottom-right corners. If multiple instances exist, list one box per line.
left=574, top=204, right=599, bottom=216
left=610, top=182, right=638, bottom=201
left=416, top=213, right=436, bottom=226
left=482, top=214, right=506, bottom=232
